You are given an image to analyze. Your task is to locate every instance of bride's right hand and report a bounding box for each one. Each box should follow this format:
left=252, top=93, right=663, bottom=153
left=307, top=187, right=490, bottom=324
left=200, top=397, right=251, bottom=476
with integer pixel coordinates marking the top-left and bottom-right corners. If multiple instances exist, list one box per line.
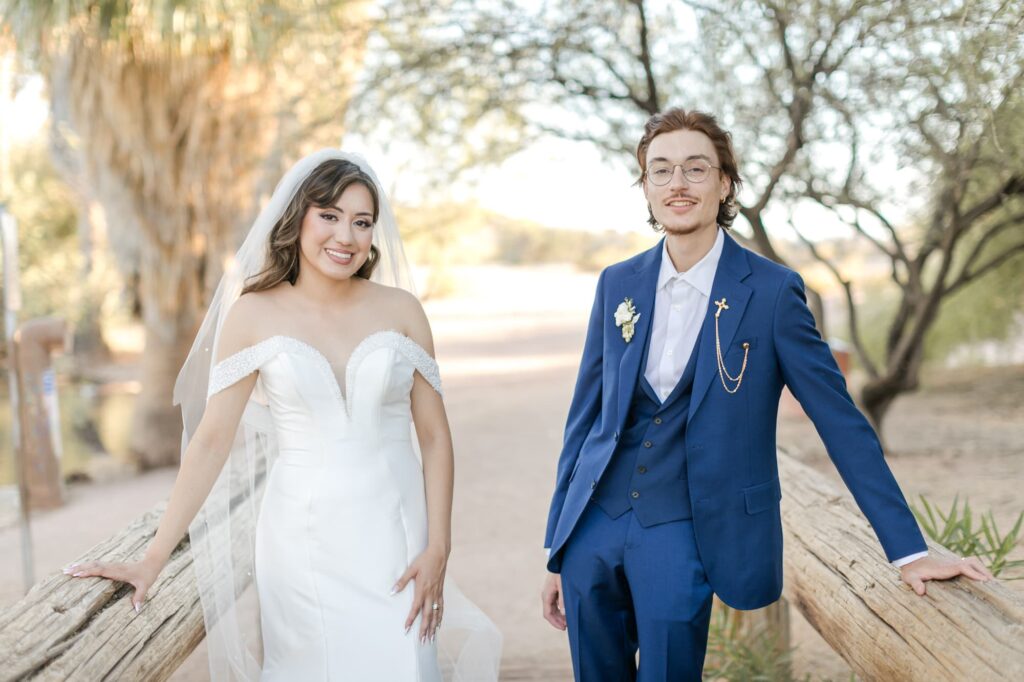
left=64, top=557, right=163, bottom=613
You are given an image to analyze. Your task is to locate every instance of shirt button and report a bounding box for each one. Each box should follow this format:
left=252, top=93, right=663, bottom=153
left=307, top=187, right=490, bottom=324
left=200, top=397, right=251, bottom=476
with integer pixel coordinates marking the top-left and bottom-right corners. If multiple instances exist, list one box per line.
left=653, top=417, right=663, bottom=425
left=667, top=349, right=674, bottom=356
left=643, top=441, right=652, bottom=448
left=631, top=491, right=640, bottom=499
left=637, top=466, right=647, bottom=474
left=672, top=304, right=681, bottom=311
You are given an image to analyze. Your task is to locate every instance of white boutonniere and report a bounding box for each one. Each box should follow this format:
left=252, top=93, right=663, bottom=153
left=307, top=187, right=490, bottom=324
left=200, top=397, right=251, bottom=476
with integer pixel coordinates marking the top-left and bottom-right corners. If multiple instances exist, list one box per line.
left=614, top=298, right=641, bottom=342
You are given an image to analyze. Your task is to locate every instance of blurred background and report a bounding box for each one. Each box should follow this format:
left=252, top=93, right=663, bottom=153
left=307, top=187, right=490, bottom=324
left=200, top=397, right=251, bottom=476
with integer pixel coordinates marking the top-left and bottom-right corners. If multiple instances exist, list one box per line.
left=0, top=1, right=1021, bottom=680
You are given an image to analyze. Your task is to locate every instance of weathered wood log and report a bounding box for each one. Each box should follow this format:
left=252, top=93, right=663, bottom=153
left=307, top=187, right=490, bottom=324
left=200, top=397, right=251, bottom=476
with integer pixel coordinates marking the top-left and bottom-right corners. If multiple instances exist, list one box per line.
left=0, top=447, right=265, bottom=681
left=779, top=448, right=1024, bottom=681
left=0, top=503, right=204, bottom=681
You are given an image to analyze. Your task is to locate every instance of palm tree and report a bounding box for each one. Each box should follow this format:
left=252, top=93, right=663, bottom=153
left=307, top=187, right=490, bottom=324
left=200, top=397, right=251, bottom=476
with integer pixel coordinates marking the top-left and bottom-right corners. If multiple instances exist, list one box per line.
left=5, top=0, right=368, bottom=467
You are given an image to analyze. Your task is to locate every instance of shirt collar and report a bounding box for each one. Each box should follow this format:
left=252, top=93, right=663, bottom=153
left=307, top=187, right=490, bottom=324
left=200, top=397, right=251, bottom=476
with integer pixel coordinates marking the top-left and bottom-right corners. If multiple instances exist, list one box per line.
left=656, top=227, right=725, bottom=298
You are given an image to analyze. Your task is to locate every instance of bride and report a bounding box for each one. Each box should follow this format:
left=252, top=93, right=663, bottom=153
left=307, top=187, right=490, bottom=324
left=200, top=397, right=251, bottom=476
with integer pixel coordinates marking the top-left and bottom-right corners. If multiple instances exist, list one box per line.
left=66, top=150, right=501, bottom=680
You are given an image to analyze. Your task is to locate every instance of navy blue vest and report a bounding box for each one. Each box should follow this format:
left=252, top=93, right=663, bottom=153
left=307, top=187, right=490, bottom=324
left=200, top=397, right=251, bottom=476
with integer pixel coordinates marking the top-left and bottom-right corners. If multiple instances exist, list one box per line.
left=592, top=323, right=703, bottom=527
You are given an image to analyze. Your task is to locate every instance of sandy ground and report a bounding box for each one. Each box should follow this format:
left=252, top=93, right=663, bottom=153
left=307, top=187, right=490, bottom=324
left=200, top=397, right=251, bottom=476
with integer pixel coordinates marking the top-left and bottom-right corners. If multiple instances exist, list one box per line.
left=1, top=264, right=1021, bottom=681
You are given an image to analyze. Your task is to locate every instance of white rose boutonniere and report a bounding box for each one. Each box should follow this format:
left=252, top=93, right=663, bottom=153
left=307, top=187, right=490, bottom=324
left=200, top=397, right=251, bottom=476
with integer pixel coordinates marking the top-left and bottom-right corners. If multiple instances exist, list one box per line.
left=614, top=297, right=641, bottom=342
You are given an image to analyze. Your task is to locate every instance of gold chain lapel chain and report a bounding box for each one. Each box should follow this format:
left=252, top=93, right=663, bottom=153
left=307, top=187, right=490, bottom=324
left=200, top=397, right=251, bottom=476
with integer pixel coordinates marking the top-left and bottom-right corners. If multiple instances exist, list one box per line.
left=713, top=298, right=750, bottom=394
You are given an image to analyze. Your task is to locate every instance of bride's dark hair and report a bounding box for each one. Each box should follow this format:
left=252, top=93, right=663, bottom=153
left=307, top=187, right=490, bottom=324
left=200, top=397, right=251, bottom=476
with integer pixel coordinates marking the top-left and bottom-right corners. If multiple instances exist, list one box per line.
left=242, top=159, right=380, bottom=294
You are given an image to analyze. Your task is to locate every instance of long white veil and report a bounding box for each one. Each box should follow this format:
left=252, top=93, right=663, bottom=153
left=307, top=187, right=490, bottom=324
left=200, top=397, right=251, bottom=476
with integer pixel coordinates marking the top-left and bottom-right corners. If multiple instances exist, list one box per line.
left=172, top=149, right=502, bottom=681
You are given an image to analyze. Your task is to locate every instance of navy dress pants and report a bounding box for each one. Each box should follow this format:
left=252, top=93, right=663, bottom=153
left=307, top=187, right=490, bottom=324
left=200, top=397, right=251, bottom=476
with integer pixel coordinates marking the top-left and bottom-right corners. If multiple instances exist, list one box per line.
left=559, top=502, right=714, bottom=682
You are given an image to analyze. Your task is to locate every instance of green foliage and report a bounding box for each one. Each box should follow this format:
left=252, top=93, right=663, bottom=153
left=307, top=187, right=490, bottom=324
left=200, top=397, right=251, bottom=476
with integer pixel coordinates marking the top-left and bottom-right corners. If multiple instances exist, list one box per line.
left=704, top=608, right=797, bottom=681
left=910, top=494, right=1024, bottom=579
left=704, top=607, right=852, bottom=682
left=2, top=0, right=355, bottom=61
left=1, top=140, right=125, bottom=326
left=925, top=256, right=1024, bottom=362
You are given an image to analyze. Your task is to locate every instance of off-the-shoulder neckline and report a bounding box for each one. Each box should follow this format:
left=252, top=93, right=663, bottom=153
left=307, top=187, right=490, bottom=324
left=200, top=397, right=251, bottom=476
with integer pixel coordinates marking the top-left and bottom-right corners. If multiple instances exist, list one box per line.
left=211, top=329, right=438, bottom=407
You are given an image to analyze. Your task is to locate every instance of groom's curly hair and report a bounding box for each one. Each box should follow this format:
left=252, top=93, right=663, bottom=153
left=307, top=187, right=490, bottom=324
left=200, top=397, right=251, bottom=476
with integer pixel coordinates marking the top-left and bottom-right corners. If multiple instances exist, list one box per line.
left=635, top=108, right=743, bottom=231
left=243, top=159, right=381, bottom=294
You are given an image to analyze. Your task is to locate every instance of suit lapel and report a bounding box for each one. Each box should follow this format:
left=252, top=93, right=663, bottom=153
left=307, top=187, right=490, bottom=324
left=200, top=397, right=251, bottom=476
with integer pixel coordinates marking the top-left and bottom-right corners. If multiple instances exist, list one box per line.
left=615, top=240, right=662, bottom=434
left=688, top=232, right=753, bottom=423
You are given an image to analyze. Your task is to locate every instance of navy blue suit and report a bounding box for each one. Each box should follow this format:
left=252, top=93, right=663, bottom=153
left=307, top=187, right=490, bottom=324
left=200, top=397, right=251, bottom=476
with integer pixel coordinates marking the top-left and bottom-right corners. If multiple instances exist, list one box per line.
left=545, top=233, right=926, bottom=680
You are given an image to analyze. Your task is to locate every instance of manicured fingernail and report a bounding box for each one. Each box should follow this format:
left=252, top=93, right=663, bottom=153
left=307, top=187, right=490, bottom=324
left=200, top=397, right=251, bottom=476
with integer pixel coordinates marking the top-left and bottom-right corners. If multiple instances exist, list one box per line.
left=62, top=568, right=72, bottom=575
left=72, top=572, right=84, bottom=577
left=389, top=586, right=398, bottom=596
left=134, top=602, right=141, bottom=614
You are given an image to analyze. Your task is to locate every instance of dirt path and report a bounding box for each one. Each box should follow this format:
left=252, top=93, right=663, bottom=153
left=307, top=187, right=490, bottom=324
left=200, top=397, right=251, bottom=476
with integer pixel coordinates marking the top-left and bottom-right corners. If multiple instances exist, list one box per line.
left=2, top=265, right=1020, bottom=681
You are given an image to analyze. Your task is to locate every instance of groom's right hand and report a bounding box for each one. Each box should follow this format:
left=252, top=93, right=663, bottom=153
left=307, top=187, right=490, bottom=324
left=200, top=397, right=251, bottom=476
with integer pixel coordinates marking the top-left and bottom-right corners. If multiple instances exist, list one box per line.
left=541, top=572, right=566, bottom=630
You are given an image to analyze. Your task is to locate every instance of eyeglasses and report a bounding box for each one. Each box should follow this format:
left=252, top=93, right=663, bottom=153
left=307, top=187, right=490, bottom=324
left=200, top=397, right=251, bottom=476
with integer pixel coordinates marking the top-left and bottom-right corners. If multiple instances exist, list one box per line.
left=646, top=159, right=721, bottom=186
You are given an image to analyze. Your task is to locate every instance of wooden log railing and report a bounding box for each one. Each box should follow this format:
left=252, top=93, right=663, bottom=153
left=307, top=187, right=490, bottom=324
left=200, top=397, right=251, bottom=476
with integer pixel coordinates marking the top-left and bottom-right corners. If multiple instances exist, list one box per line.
left=778, top=449, right=1024, bottom=680
left=1, top=450, right=1022, bottom=680
left=0, top=502, right=206, bottom=681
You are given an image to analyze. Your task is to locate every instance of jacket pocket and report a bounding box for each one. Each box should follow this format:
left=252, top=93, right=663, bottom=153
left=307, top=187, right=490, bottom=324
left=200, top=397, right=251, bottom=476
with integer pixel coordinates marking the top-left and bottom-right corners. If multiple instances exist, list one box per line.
left=743, top=476, right=781, bottom=515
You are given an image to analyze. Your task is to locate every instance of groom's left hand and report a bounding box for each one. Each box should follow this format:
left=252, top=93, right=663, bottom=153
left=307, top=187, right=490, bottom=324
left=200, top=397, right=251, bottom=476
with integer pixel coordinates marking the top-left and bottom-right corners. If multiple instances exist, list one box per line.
left=899, top=555, right=995, bottom=596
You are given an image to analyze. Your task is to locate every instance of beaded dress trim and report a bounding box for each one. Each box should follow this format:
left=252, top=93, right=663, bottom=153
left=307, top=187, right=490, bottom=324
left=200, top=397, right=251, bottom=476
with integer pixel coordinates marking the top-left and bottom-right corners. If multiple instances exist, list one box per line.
left=207, top=331, right=443, bottom=413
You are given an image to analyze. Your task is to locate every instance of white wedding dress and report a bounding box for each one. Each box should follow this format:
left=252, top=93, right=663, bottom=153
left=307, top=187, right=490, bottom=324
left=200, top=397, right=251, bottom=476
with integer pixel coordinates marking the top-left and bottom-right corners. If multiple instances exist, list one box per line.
left=206, top=329, right=449, bottom=680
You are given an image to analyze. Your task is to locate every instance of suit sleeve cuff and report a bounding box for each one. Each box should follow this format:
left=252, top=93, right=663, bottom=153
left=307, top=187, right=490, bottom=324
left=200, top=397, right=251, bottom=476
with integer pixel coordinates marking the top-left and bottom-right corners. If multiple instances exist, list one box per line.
left=892, top=550, right=928, bottom=567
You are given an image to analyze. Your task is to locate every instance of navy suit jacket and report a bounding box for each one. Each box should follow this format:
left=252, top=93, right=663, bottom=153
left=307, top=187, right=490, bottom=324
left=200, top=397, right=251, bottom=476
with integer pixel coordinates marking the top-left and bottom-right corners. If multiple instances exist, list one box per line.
left=544, top=232, right=926, bottom=610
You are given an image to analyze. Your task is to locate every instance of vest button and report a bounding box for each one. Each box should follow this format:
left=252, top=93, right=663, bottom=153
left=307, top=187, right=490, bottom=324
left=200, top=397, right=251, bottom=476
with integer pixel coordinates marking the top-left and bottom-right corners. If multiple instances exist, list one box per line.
left=637, top=465, right=647, bottom=474
left=631, top=491, right=640, bottom=499
left=591, top=480, right=597, bottom=490
left=643, top=440, right=653, bottom=448
left=614, top=431, right=620, bottom=442
left=653, top=417, right=663, bottom=425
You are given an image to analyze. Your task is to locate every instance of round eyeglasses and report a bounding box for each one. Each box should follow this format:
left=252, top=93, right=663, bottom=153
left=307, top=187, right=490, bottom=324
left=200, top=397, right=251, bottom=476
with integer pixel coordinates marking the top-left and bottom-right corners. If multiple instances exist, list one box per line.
left=646, top=159, right=721, bottom=186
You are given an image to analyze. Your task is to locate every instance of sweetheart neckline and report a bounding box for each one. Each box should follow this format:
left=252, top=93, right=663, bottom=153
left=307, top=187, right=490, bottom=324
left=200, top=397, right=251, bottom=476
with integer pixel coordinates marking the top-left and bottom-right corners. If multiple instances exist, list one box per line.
left=263, top=329, right=403, bottom=383
left=217, top=329, right=433, bottom=409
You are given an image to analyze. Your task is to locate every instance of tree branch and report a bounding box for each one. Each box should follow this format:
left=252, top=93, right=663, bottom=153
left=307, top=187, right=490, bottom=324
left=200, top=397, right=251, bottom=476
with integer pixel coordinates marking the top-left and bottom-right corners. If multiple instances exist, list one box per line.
left=945, top=239, right=1024, bottom=296
left=631, top=0, right=661, bottom=113
left=961, top=175, right=1024, bottom=226
left=788, top=217, right=880, bottom=378
left=957, top=210, right=1024, bottom=276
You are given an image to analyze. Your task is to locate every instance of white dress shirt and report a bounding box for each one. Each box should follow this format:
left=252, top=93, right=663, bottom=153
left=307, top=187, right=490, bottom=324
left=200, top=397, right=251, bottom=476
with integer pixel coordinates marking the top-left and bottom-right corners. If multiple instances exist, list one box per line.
left=644, top=228, right=724, bottom=399
left=641, top=228, right=926, bottom=569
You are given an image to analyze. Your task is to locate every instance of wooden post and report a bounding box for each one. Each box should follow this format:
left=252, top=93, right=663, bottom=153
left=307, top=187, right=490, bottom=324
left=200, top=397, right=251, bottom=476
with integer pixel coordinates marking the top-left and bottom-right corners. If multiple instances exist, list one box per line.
left=13, top=317, right=69, bottom=510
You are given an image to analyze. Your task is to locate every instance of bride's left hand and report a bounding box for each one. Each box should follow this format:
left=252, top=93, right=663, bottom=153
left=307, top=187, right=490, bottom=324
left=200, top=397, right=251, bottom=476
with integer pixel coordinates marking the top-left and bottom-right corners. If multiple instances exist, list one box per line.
left=393, top=544, right=448, bottom=643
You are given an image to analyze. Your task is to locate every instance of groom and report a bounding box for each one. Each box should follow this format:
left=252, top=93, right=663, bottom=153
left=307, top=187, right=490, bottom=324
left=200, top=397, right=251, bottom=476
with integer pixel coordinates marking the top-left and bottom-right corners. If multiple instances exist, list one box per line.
left=541, top=108, right=993, bottom=681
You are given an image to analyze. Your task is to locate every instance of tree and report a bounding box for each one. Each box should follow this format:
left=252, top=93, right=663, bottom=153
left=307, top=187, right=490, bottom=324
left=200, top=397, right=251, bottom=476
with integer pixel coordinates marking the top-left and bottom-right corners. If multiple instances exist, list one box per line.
left=785, top=1, right=1024, bottom=433
left=352, top=0, right=1023, bottom=437
left=4, top=0, right=368, bottom=467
